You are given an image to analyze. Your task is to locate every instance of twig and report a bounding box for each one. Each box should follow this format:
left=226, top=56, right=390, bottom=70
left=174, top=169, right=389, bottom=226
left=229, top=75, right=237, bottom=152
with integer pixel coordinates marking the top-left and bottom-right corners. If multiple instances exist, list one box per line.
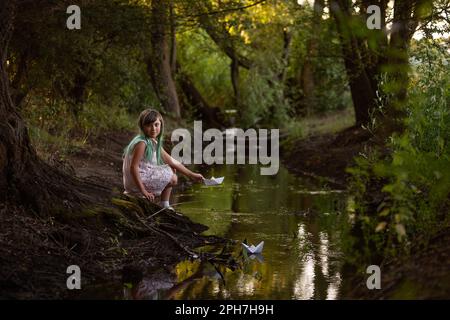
left=182, top=0, right=267, bottom=18
left=133, top=211, right=199, bottom=258
left=296, top=169, right=346, bottom=189
left=147, top=200, right=201, bottom=219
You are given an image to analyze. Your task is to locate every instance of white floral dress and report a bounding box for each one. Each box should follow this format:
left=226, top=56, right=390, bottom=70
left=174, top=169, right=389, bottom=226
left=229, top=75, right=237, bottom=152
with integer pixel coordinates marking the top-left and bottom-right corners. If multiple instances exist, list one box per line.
left=123, top=139, right=173, bottom=196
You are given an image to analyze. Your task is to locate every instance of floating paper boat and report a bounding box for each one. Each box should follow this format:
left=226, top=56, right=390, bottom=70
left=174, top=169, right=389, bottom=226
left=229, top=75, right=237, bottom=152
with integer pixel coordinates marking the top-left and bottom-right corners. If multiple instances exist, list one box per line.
left=203, top=176, right=225, bottom=186
left=241, top=241, right=264, bottom=254
left=249, top=253, right=264, bottom=263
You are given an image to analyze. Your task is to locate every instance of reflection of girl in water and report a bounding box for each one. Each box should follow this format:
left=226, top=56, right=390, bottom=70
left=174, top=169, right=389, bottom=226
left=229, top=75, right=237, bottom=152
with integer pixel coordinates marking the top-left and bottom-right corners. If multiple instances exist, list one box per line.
left=122, top=263, right=205, bottom=300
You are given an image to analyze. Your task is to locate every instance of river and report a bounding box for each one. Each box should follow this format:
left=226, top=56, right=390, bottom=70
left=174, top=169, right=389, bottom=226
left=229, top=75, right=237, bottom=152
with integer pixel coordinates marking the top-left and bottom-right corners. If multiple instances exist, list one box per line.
left=168, top=163, right=347, bottom=299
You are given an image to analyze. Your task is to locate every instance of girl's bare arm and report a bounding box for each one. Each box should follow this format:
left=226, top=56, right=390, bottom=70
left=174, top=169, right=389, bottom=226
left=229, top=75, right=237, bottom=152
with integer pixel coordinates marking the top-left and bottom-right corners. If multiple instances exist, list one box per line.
left=161, top=148, right=204, bottom=182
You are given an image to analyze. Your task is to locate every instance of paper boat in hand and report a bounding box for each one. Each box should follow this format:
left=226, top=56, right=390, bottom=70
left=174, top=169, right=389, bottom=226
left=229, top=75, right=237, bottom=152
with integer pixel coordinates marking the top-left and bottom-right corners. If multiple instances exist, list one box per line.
left=203, top=176, right=224, bottom=186
left=241, top=241, right=264, bottom=254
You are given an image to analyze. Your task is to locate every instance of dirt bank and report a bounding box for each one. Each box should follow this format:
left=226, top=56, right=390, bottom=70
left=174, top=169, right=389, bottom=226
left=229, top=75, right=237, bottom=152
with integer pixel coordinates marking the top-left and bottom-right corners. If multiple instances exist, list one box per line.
left=282, top=125, right=372, bottom=187
left=341, top=226, right=450, bottom=299
left=0, top=131, right=228, bottom=299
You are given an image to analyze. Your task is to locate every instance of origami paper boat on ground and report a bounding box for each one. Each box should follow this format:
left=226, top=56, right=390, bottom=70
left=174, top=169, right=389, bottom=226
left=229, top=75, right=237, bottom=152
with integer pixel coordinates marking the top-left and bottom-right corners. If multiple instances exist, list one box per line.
left=241, top=241, right=264, bottom=254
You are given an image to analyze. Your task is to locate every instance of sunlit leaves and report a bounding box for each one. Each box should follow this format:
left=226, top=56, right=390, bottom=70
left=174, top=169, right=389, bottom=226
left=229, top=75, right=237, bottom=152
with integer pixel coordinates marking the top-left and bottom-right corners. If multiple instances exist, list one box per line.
left=415, top=0, right=433, bottom=19
left=375, top=221, right=387, bottom=232
left=395, top=223, right=406, bottom=239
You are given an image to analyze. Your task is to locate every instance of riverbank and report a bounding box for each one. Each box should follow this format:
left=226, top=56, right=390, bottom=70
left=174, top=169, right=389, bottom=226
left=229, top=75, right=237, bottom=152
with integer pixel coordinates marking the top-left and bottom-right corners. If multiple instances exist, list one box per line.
left=281, top=124, right=450, bottom=299
left=0, top=130, right=227, bottom=299
left=282, top=125, right=372, bottom=187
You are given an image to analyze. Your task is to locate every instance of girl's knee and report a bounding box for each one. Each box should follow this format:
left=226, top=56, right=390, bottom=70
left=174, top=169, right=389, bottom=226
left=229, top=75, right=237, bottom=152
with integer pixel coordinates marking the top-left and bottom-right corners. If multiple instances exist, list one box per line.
left=170, top=174, right=178, bottom=186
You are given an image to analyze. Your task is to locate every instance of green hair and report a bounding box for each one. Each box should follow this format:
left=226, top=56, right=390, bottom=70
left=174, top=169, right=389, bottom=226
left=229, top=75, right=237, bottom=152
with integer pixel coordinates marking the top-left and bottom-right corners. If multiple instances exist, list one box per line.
left=123, top=109, right=164, bottom=165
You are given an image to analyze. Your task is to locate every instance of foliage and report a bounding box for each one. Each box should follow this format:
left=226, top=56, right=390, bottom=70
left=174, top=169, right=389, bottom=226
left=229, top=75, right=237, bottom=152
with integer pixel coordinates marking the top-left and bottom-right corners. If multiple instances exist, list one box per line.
left=240, top=61, right=291, bottom=128
left=286, top=3, right=352, bottom=116
left=177, top=29, right=234, bottom=110
left=7, top=0, right=156, bottom=157
left=6, top=0, right=357, bottom=138
left=346, top=38, right=450, bottom=263
left=24, top=97, right=134, bottom=156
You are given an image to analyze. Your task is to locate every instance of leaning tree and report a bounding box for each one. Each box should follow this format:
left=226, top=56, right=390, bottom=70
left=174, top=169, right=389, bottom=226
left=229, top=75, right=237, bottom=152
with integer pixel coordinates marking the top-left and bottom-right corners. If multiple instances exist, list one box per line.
left=0, top=1, right=102, bottom=214
left=330, top=0, right=434, bottom=131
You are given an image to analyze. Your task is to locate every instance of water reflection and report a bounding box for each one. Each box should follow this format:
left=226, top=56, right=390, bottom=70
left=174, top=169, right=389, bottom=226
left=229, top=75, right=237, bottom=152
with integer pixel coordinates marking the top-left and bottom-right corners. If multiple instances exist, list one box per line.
left=295, top=254, right=315, bottom=299
left=164, top=164, right=346, bottom=300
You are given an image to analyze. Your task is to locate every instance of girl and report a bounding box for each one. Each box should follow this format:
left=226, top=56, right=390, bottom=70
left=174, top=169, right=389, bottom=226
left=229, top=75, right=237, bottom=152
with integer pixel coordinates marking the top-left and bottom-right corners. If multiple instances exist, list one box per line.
left=123, top=109, right=204, bottom=210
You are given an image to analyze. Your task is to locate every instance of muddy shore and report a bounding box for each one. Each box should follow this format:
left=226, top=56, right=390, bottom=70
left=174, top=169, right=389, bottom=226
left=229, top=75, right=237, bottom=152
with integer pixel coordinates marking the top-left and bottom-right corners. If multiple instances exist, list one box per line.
left=0, top=131, right=228, bottom=299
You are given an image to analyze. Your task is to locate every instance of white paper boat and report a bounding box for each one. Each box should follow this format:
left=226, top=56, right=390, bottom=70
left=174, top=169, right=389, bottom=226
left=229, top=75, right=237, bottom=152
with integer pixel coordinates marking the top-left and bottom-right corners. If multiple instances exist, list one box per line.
left=241, top=241, right=264, bottom=254
left=203, top=176, right=224, bottom=186
left=249, top=253, right=264, bottom=263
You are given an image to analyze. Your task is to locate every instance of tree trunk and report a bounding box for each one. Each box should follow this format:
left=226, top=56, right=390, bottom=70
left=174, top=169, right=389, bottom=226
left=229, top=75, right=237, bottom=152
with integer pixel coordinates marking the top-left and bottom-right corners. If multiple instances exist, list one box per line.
left=0, top=14, right=46, bottom=208
left=0, top=0, right=29, bottom=201
left=177, top=64, right=223, bottom=129
left=69, top=72, right=88, bottom=116
left=230, top=53, right=241, bottom=108
left=300, top=0, right=324, bottom=116
left=359, top=0, right=389, bottom=95
left=377, top=0, right=431, bottom=137
left=196, top=1, right=251, bottom=70
left=300, top=62, right=314, bottom=117
left=146, top=0, right=181, bottom=118
left=9, top=49, right=30, bottom=108
left=330, top=0, right=377, bottom=126
left=382, top=0, right=414, bottom=133
left=0, top=1, right=103, bottom=214
left=280, top=29, right=292, bottom=83
left=169, top=0, right=177, bottom=74
left=343, top=38, right=377, bottom=125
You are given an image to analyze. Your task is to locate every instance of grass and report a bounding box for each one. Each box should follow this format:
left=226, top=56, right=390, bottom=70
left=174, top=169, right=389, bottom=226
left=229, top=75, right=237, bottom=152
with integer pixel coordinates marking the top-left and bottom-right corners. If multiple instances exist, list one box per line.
left=24, top=99, right=135, bottom=160
left=284, top=107, right=355, bottom=140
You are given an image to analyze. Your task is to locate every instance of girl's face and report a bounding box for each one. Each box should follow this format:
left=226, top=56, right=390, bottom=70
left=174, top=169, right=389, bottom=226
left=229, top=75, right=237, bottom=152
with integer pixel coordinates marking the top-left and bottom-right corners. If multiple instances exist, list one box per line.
left=143, top=118, right=161, bottom=139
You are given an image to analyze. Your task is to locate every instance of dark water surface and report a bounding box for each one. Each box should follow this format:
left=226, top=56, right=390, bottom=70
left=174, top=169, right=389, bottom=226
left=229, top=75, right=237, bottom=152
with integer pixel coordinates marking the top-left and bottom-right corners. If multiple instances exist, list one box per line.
left=79, top=163, right=350, bottom=300
left=169, top=164, right=347, bottom=300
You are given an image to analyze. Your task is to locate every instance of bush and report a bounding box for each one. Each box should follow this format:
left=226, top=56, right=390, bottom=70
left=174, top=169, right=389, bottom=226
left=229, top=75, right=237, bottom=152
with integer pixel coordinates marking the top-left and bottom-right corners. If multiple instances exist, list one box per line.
left=346, top=39, right=450, bottom=261
left=24, top=96, right=134, bottom=157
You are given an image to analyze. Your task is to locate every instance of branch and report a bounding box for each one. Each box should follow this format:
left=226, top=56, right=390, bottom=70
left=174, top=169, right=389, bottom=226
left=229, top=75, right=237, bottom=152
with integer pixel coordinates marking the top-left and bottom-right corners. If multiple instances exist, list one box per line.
left=182, top=0, right=267, bottom=18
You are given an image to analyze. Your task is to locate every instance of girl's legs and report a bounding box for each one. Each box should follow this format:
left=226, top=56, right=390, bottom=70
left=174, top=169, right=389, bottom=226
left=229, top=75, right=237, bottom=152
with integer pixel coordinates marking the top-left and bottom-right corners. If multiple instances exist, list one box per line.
left=160, top=173, right=177, bottom=205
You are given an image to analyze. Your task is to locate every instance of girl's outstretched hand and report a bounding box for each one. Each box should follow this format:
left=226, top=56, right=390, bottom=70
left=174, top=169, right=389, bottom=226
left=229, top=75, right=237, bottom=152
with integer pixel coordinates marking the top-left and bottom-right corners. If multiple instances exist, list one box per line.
left=141, top=189, right=155, bottom=202
left=190, top=173, right=205, bottom=183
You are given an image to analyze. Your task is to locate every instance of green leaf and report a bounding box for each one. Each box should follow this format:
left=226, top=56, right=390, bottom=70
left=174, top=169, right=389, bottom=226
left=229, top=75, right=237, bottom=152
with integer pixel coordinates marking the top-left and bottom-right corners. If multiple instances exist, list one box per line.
left=395, top=224, right=406, bottom=238
left=379, top=208, right=390, bottom=217
left=375, top=222, right=387, bottom=232
left=124, top=282, right=133, bottom=289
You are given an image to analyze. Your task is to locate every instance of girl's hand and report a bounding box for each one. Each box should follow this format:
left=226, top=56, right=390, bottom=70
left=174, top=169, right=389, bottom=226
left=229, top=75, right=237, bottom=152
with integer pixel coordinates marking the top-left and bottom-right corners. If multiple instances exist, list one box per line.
left=190, top=173, right=204, bottom=183
left=141, top=189, right=155, bottom=202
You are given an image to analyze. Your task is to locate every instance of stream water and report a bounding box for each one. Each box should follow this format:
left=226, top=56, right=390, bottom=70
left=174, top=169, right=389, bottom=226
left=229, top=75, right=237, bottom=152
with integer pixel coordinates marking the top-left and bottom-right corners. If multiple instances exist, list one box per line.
left=77, top=162, right=350, bottom=300
left=167, top=163, right=348, bottom=300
